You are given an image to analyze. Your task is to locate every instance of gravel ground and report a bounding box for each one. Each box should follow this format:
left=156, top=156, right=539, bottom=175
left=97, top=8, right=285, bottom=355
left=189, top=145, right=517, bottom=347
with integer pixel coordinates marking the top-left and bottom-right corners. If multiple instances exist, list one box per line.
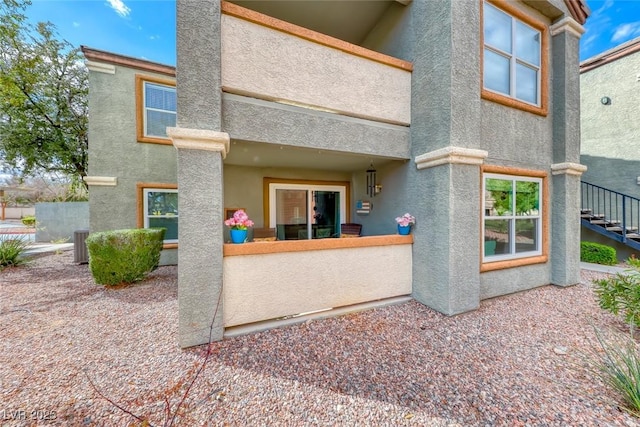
left=2, top=250, right=640, bottom=426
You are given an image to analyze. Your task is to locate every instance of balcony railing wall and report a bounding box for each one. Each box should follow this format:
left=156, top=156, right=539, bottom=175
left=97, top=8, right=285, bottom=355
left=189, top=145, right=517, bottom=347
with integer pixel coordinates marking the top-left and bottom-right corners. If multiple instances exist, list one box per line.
left=221, top=3, right=412, bottom=126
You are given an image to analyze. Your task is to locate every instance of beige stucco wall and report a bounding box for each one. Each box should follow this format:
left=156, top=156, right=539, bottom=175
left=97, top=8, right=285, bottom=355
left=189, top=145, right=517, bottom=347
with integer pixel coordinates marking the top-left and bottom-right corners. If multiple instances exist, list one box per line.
left=223, top=243, right=412, bottom=327
left=221, top=15, right=411, bottom=125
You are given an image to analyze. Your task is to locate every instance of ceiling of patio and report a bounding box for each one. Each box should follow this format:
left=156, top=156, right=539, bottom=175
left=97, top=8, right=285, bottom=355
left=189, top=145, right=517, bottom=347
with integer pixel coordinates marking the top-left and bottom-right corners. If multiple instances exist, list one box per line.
left=224, top=140, right=398, bottom=172
left=229, top=0, right=396, bottom=45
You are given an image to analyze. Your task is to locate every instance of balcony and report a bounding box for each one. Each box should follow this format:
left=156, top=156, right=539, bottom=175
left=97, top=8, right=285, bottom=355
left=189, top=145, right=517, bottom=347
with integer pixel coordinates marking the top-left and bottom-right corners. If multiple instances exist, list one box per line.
left=223, top=234, right=413, bottom=329
left=221, top=2, right=412, bottom=127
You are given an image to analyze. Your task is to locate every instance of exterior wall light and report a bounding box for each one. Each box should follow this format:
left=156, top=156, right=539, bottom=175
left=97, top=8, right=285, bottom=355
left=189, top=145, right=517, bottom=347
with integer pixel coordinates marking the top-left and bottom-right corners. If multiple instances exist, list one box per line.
left=601, top=96, right=611, bottom=105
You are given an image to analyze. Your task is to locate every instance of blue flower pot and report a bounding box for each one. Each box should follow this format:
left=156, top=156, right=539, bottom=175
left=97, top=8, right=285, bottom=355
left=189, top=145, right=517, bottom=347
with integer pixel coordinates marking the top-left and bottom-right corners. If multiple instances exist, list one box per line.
left=230, top=229, right=248, bottom=244
left=397, top=225, right=411, bottom=235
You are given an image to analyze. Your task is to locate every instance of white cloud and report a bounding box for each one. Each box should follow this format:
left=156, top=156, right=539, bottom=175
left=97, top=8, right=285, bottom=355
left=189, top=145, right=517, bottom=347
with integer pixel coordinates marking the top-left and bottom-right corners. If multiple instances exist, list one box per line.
left=611, top=22, right=640, bottom=42
left=596, top=0, right=614, bottom=14
left=72, top=22, right=80, bottom=28
left=106, top=0, right=131, bottom=18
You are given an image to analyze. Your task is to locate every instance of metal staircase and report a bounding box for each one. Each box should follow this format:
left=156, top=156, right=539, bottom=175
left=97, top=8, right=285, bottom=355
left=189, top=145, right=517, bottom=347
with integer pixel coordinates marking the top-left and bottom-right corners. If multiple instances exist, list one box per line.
left=581, top=181, right=640, bottom=251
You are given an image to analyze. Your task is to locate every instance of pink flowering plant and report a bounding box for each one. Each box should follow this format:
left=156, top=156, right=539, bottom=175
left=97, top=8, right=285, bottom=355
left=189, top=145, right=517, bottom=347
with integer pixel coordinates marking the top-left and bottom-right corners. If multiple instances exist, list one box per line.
left=395, top=213, right=416, bottom=227
left=224, top=209, right=254, bottom=230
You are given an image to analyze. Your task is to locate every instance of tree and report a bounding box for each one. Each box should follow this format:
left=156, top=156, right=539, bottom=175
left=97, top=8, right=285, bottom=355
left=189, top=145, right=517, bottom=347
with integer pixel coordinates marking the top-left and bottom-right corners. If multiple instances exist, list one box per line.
left=0, top=0, right=88, bottom=188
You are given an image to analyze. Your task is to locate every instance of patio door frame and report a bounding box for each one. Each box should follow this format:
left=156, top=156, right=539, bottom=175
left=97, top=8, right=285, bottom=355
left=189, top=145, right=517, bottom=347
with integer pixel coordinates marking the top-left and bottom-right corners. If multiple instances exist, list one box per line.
left=263, top=178, right=350, bottom=239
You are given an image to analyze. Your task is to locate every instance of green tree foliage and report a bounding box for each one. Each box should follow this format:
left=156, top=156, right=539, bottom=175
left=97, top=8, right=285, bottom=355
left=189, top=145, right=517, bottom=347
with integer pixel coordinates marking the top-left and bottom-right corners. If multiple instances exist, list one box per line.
left=486, top=178, right=539, bottom=216
left=0, top=0, right=88, bottom=187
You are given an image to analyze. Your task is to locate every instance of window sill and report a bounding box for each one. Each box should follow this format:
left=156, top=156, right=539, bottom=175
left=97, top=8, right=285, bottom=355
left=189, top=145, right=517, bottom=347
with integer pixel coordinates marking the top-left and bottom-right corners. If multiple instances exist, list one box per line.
left=137, top=136, right=174, bottom=145
left=224, top=234, right=413, bottom=257
left=480, top=254, right=547, bottom=272
left=481, top=89, right=547, bottom=117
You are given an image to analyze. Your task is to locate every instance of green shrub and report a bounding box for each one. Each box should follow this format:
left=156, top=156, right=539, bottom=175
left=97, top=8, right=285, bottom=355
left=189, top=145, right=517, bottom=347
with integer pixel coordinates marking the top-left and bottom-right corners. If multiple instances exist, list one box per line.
left=0, top=237, right=30, bottom=270
left=589, top=329, right=640, bottom=416
left=594, top=259, right=640, bottom=332
left=581, top=241, right=617, bottom=265
left=86, top=228, right=165, bottom=286
left=21, top=216, right=36, bottom=227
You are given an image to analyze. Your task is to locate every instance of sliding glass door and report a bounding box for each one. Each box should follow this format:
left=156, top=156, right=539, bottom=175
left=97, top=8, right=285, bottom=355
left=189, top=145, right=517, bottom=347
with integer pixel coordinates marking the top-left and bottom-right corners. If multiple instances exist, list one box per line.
left=269, top=183, right=346, bottom=240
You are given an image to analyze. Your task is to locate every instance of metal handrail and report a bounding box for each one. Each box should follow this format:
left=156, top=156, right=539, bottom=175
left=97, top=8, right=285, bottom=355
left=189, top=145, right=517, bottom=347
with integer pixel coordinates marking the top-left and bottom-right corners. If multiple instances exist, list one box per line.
left=581, top=181, right=640, bottom=243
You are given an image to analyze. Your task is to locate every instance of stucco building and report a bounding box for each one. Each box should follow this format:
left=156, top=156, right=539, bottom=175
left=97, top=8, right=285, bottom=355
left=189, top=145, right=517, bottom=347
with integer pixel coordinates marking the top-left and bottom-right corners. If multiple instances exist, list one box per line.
left=580, top=36, right=640, bottom=197
left=83, top=0, right=589, bottom=347
left=579, top=36, right=640, bottom=259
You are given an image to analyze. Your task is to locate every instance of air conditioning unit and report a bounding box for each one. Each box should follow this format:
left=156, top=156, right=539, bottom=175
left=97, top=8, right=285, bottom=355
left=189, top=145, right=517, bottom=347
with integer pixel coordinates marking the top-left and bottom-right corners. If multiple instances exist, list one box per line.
left=74, top=229, right=90, bottom=264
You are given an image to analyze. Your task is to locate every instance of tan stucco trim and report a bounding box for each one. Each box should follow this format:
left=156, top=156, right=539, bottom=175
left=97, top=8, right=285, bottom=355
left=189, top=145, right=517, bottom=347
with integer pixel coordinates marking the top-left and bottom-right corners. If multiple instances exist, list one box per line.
left=135, top=74, right=177, bottom=146
left=564, top=0, right=590, bottom=26
left=480, top=0, right=549, bottom=117
left=551, top=162, right=587, bottom=176
left=85, top=60, right=115, bottom=75
left=221, top=1, right=413, bottom=72
left=224, top=234, right=412, bottom=257
left=83, top=176, right=117, bottom=186
left=550, top=17, right=585, bottom=38
left=480, top=254, right=549, bottom=272
left=482, top=165, right=547, bottom=178
left=81, top=46, right=175, bottom=76
left=480, top=165, right=549, bottom=272
left=167, top=128, right=231, bottom=158
left=415, top=146, right=488, bottom=170
left=581, top=37, right=640, bottom=73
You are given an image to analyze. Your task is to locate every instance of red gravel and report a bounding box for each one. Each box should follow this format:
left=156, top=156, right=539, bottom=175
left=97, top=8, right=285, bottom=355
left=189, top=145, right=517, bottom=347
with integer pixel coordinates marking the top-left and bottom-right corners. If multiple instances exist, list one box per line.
left=1, top=250, right=639, bottom=426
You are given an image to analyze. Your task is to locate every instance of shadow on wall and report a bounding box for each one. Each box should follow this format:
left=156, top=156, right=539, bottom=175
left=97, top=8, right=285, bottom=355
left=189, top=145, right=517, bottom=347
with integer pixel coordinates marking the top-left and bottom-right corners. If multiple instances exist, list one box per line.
left=580, top=155, right=640, bottom=199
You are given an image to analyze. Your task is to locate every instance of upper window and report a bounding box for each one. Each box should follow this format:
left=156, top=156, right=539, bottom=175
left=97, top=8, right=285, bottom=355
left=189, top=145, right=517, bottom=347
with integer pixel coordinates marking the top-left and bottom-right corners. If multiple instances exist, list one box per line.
left=482, top=1, right=547, bottom=116
left=137, top=183, right=178, bottom=246
left=483, top=171, right=545, bottom=266
left=136, top=75, right=176, bottom=144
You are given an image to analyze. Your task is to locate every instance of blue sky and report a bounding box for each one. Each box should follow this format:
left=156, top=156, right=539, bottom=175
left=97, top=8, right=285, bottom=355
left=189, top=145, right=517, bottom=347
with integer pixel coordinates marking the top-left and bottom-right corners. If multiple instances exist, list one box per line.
left=26, top=0, right=176, bottom=65
left=23, top=0, right=640, bottom=66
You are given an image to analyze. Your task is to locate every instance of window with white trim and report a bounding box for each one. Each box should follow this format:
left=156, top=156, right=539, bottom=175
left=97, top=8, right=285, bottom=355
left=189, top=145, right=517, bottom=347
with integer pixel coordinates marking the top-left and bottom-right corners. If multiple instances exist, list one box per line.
left=143, top=81, right=176, bottom=138
left=483, top=173, right=542, bottom=261
left=136, top=75, right=176, bottom=144
left=143, top=188, right=178, bottom=243
left=483, top=1, right=541, bottom=106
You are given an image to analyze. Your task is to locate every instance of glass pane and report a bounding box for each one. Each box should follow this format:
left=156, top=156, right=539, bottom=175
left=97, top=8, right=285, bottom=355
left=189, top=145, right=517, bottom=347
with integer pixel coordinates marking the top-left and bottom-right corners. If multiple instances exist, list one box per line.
left=146, top=110, right=176, bottom=137
left=515, top=218, right=538, bottom=253
left=515, top=181, right=540, bottom=216
left=484, top=49, right=510, bottom=95
left=485, top=178, right=512, bottom=216
left=145, top=83, right=176, bottom=111
left=516, top=22, right=540, bottom=66
left=515, top=63, right=538, bottom=104
left=149, top=217, right=178, bottom=240
left=147, top=191, right=178, bottom=216
left=485, top=219, right=511, bottom=255
left=312, top=191, right=340, bottom=239
left=275, top=189, right=308, bottom=240
left=484, top=3, right=512, bottom=53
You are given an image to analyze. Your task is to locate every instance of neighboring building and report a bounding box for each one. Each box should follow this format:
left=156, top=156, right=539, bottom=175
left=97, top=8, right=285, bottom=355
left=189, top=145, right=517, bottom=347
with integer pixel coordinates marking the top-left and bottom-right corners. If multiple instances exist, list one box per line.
left=83, top=0, right=589, bottom=347
left=579, top=37, right=640, bottom=260
left=581, top=37, right=640, bottom=197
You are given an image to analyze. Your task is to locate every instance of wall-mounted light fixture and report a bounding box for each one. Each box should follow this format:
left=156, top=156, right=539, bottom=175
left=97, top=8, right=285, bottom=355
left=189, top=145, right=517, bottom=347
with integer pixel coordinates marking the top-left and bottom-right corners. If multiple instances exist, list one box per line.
left=366, top=163, right=381, bottom=197
left=601, top=96, right=612, bottom=105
